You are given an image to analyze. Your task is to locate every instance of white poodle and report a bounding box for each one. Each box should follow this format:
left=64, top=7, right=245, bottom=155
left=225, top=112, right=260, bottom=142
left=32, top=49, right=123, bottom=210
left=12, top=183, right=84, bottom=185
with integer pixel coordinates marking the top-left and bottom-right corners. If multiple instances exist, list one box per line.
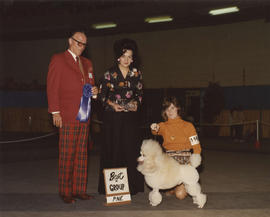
left=137, top=139, right=207, bottom=208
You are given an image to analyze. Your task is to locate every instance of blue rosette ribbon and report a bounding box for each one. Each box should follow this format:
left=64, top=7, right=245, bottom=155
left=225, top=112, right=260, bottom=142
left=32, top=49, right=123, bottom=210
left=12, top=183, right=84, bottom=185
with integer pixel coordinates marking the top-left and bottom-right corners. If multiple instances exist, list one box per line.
left=76, top=84, right=92, bottom=122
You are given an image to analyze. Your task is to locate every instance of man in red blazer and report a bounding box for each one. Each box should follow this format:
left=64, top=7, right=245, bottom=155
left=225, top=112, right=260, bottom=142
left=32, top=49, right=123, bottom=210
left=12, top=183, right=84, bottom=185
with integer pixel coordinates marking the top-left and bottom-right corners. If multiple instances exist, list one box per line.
left=47, top=31, right=98, bottom=204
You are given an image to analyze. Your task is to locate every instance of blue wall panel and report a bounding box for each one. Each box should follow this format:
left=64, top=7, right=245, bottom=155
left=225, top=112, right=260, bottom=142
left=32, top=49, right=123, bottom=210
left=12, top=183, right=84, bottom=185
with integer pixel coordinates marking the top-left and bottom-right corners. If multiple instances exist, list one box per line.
left=0, top=91, right=48, bottom=107
left=0, top=85, right=269, bottom=109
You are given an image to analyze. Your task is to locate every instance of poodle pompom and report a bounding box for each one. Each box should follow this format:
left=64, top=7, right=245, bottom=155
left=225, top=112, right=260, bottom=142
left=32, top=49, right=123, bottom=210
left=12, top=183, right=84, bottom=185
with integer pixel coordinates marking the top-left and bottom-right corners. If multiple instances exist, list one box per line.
left=149, top=190, right=162, bottom=206
left=190, top=154, right=201, bottom=168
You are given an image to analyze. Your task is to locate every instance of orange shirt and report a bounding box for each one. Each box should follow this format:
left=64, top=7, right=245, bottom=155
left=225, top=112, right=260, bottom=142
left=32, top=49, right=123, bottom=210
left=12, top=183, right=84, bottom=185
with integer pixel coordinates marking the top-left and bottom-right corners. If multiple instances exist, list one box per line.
left=152, top=117, right=201, bottom=154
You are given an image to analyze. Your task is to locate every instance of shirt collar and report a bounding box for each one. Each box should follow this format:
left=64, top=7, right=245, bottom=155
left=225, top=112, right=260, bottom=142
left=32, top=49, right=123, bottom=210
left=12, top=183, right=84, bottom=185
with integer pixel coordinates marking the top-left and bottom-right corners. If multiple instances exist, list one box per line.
left=167, top=116, right=182, bottom=123
left=68, top=49, right=77, bottom=61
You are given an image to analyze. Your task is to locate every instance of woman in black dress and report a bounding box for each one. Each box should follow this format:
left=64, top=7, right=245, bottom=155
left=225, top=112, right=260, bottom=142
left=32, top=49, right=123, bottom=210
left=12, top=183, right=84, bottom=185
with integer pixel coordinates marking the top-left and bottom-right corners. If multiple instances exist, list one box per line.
left=98, top=38, right=144, bottom=195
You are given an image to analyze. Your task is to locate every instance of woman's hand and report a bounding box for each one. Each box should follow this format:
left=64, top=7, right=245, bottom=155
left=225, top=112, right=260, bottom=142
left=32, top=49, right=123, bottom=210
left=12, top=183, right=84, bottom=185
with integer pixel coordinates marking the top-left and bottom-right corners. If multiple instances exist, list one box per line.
left=150, top=123, right=159, bottom=132
left=107, top=100, right=124, bottom=112
left=113, top=103, right=125, bottom=112
left=127, top=101, right=138, bottom=112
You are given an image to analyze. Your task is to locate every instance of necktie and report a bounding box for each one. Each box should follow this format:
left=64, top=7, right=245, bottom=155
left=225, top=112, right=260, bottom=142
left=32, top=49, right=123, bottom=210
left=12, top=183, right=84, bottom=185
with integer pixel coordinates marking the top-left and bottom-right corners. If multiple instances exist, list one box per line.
left=77, top=56, right=85, bottom=84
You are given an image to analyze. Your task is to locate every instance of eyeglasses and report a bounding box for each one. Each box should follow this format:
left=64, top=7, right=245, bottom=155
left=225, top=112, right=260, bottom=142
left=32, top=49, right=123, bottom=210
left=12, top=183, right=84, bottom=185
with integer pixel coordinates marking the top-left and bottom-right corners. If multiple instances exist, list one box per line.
left=71, top=37, right=87, bottom=47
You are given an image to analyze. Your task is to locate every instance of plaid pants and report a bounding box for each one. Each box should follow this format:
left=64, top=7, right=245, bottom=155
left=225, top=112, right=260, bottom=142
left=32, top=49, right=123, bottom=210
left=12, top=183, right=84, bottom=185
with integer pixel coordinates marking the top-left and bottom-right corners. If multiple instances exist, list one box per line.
left=58, top=122, right=89, bottom=197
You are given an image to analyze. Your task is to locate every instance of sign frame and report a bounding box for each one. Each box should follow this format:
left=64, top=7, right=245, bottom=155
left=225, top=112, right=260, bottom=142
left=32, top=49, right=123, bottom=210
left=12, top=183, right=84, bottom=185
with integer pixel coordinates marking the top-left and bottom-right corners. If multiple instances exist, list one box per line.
left=103, top=167, right=131, bottom=206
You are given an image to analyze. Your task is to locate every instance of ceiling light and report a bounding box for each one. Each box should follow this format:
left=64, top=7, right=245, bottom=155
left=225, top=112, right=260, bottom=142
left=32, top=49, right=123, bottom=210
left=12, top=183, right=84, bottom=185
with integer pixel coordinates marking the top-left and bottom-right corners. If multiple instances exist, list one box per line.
left=92, top=22, right=117, bottom=29
left=145, top=16, right=173, bottom=23
left=209, top=6, right=239, bottom=15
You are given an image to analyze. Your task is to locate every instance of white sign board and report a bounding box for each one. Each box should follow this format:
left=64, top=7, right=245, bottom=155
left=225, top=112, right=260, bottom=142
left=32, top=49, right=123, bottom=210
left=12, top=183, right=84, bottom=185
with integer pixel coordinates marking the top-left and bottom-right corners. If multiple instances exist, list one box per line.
left=103, top=167, right=131, bottom=206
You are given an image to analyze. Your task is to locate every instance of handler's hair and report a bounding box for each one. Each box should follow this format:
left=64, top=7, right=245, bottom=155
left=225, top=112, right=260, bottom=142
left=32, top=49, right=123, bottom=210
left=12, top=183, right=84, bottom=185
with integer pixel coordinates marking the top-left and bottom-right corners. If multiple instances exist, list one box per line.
left=161, top=96, right=181, bottom=121
left=68, top=29, right=86, bottom=38
left=113, top=38, right=139, bottom=68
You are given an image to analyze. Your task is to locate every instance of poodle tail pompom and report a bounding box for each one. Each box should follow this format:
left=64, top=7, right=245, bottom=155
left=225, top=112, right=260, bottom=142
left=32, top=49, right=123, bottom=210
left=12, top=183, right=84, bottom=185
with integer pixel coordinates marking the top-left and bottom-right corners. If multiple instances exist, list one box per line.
left=190, top=154, right=201, bottom=168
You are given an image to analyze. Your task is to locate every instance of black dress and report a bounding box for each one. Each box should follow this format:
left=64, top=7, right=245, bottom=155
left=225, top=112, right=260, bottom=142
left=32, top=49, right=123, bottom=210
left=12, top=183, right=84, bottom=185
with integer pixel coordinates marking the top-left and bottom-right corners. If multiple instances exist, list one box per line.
left=98, top=66, right=144, bottom=195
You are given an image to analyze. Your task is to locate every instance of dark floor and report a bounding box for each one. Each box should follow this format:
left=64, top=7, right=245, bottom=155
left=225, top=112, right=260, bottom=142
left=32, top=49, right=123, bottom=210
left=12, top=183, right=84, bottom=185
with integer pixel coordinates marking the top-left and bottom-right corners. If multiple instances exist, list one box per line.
left=1, top=133, right=270, bottom=217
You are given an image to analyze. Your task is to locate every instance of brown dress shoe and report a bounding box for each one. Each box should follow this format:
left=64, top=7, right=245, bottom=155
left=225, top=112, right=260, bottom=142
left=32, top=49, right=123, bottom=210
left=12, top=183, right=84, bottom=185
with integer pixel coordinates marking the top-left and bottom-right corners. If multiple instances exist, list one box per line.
left=73, top=193, right=94, bottom=200
left=62, top=196, right=76, bottom=204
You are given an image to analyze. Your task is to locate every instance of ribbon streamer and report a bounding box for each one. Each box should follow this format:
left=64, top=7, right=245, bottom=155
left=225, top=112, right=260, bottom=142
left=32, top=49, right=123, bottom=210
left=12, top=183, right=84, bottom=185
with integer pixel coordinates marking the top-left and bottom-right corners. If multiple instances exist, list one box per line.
left=76, top=84, right=92, bottom=122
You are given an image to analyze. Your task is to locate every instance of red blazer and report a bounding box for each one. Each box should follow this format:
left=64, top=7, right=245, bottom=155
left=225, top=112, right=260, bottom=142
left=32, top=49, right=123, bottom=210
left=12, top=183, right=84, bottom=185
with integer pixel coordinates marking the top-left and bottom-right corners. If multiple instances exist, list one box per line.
left=47, top=50, right=95, bottom=123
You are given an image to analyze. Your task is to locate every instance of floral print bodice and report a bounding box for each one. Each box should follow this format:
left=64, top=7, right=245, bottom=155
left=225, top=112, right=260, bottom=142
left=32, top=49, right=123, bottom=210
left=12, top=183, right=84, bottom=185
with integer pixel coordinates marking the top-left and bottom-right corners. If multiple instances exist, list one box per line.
left=99, top=66, right=143, bottom=111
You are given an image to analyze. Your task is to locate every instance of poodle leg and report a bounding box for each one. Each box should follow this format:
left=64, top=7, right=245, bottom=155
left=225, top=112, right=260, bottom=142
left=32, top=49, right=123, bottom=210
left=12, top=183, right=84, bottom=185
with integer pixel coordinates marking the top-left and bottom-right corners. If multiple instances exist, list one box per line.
left=149, top=189, right=162, bottom=206
left=185, top=183, right=207, bottom=208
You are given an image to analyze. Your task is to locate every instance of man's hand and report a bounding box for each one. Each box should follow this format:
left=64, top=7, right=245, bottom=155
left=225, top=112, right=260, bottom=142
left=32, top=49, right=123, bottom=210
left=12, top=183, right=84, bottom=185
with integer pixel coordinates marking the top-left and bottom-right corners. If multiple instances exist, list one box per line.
left=91, top=86, right=98, bottom=98
left=52, top=113, right=62, bottom=128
